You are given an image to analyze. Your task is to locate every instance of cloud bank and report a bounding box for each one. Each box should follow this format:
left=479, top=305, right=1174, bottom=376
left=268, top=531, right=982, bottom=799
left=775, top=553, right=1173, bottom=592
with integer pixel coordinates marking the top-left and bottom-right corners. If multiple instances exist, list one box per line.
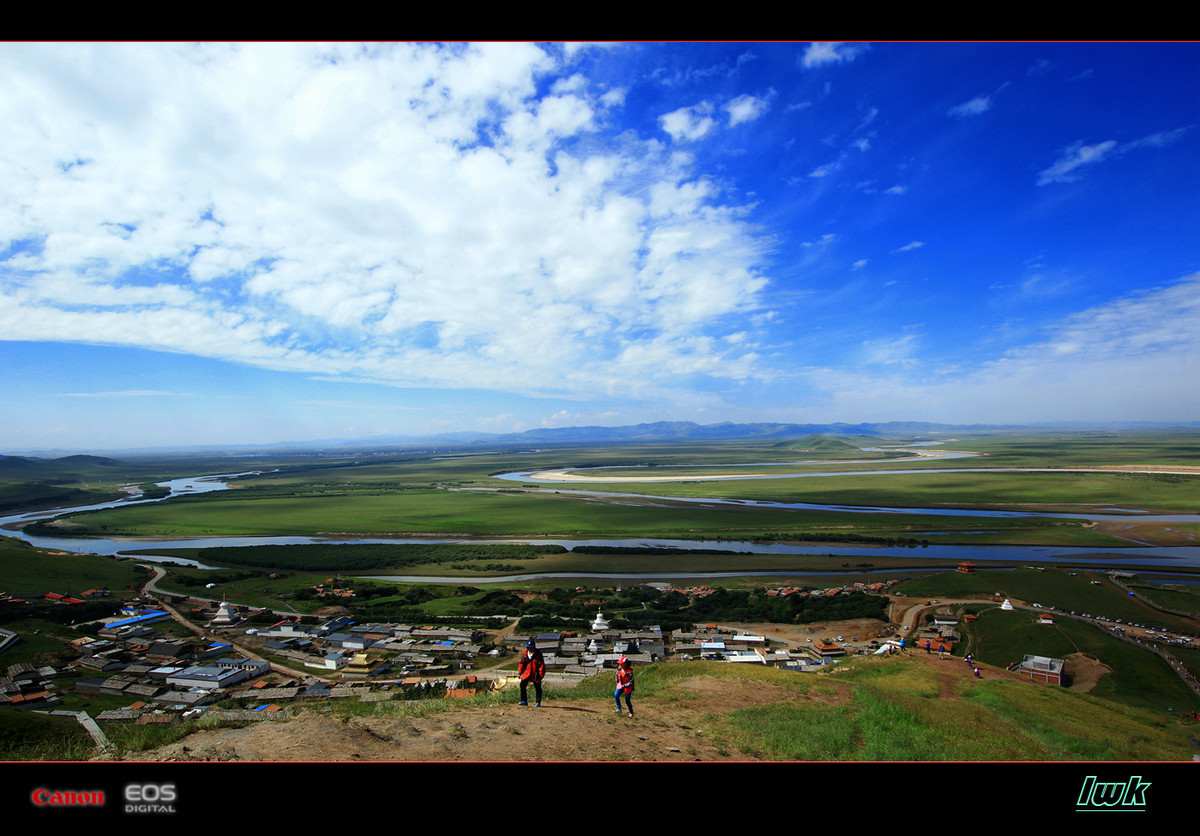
left=0, top=43, right=771, bottom=403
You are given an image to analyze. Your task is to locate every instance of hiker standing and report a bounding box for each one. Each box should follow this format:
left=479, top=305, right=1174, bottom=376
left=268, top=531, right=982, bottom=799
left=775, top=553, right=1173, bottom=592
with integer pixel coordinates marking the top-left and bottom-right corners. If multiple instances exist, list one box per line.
left=518, top=639, right=546, bottom=707
left=614, top=655, right=635, bottom=717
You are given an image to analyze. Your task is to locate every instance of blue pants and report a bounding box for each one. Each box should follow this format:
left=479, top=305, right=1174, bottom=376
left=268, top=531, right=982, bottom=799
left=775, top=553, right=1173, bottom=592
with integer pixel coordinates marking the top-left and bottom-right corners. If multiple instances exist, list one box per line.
left=615, top=688, right=633, bottom=713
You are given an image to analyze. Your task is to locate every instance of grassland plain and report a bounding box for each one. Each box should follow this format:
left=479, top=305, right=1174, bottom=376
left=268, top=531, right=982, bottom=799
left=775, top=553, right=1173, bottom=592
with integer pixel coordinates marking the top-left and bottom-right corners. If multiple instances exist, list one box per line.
left=30, top=487, right=1116, bottom=545
left=17, top=434, right=1200, bottom=548
left=571, top=470, right=1200, bottom=512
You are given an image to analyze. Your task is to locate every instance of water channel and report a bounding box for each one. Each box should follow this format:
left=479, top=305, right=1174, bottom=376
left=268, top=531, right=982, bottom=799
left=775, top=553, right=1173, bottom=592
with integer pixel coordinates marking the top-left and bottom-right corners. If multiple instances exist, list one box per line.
left=3, top=456, right=1199, bottom=580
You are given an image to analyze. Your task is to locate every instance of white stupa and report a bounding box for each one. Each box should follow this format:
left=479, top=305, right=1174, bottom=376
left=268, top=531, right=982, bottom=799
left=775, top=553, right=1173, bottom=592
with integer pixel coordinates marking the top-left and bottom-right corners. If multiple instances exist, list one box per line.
left=210, top=596, right=242, bottom=626
left=1000, top=599, right=1014, bottom=610
left=591, top=610, right=610, bottom=632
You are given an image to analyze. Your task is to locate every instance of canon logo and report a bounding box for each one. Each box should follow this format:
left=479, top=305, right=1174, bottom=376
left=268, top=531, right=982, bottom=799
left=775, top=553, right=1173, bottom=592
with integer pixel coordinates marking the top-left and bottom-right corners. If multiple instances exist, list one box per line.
left=31, top=788, right=106, bottom=807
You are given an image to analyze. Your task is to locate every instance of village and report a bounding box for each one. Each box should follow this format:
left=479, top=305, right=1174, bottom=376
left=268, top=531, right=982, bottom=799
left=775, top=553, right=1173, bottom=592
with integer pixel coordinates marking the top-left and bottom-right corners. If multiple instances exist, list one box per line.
left=2, top=577, right=912, bottom=726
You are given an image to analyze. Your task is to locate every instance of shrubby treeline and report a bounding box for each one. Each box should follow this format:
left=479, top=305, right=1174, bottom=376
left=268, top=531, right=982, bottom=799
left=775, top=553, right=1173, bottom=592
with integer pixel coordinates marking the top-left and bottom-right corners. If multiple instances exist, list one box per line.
left=180, top=543, right=568, bottom=572
left=349, top=582, right=887, bottom=631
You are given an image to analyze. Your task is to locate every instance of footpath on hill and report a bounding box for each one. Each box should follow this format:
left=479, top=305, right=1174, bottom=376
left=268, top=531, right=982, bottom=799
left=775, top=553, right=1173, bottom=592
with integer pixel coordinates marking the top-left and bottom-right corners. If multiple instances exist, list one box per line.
left=115, top=677, right=761, bottom=762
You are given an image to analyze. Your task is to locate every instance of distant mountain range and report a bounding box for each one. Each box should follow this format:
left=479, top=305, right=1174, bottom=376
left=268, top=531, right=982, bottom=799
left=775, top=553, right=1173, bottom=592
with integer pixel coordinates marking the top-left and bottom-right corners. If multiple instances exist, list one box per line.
left=8, top=419, right=1197, bottom=459
left=389, top=419, right=1199, bottom=447
left=474, top=420, right=950, bottom=444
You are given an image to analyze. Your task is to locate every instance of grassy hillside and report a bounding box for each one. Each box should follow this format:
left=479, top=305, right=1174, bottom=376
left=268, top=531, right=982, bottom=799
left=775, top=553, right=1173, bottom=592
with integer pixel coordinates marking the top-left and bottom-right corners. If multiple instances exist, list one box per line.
left=955, top=606, right=1200, bottom=712
left=10, top=654, right=1188, bottom=762
left=0, top=535, right=144, bottom=595
left=614, top=656, right=1197, bottom=760
left=134, top=654, right=1197, bottom=762
left=897, top=568, right=1200, bottom=634
left=771, top=434, right=862, bottom=453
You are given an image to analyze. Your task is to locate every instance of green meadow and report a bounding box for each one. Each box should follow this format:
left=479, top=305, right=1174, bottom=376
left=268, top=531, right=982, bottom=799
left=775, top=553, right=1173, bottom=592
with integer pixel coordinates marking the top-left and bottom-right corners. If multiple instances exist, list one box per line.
left=13, top=433, right=1200, bottom=549
left=607, top=657, right=1196, bottom=761
left=30, top=486, right=1116, bottom=547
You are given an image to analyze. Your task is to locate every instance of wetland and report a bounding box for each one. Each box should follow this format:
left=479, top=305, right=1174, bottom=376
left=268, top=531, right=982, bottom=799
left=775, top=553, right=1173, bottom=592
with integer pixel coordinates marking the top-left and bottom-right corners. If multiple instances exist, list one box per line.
left=4, top=431, right=1200, bottom=581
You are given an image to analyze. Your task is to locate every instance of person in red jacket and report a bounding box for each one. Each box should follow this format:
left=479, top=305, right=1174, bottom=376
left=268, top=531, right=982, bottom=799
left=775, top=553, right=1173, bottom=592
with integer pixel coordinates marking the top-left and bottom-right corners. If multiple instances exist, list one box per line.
left=614, top=655, right=635, bottom=717
left=518, top=639, right=546, bottom=706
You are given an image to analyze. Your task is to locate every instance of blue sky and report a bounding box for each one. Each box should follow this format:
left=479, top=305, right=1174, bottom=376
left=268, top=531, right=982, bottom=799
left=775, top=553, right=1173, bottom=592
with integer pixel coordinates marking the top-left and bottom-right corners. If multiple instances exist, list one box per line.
left=1, top=42, right=1197, bottom=451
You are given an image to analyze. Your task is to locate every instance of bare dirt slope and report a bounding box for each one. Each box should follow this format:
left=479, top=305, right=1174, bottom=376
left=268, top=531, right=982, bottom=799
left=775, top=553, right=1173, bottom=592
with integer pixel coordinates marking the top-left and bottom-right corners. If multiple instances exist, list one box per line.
left=113, top=675, right=811, bottom=762
left=112, top=618, right=879, bottom=762
left=716, top=618, right=891, bottom=645
left=1064, top=652, right=1112, bottom=693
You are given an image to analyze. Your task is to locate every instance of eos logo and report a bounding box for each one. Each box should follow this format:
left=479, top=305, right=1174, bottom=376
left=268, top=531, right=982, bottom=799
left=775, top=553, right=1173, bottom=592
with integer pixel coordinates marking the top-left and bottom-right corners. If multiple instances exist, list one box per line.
left=31, top=788, right=106, bottom=807
left=124, top=783, right=177, bottom=815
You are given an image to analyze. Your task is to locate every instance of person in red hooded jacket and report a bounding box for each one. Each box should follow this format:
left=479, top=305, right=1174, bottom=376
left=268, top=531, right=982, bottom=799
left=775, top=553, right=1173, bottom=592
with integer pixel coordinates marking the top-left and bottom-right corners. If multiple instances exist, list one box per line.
left=518, top=639, right=546, bottom=706
left=614, top=655, right=635, bottom=717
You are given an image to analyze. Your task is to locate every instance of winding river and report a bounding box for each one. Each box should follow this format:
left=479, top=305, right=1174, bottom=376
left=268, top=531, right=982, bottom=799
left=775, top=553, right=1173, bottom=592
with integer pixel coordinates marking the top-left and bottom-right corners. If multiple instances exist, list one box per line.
left=3, top=452, right=1200, bottom=579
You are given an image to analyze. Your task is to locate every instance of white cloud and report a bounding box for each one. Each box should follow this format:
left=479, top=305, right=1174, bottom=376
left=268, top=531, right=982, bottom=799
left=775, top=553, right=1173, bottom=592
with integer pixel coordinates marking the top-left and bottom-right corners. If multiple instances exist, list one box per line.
left=1036, top=140, right=1118, bottom=185
left=949, top=95, right=991, bottom=117
left=802, top=273, right=1200, bottom=423
left=600, top=88, right=627, bottom=107
left=802, top=43, right=868, bottom=69
left=659, top=102, right=716, bottom=141
left=801, top=234, right=837, bottom=248
left=1037, top=128, right=1188, bottom=185
left=1125, top=127, right=1190, bottom=150
left=894, top=241, right=925, bottom=253
left=861, top=332, right=919, bottom=366
left=1027, top=59, right=1053, bottom=77
left=724, top=93, right=770, bottom=127
left=0, top=43, right=773, bottom=405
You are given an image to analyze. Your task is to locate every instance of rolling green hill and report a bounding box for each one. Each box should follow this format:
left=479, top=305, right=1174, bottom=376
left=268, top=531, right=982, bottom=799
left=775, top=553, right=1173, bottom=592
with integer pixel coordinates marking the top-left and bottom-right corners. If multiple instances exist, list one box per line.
left=771, top=434, right=861, bottom=453
left=0, top=454, right=127, bottom=481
